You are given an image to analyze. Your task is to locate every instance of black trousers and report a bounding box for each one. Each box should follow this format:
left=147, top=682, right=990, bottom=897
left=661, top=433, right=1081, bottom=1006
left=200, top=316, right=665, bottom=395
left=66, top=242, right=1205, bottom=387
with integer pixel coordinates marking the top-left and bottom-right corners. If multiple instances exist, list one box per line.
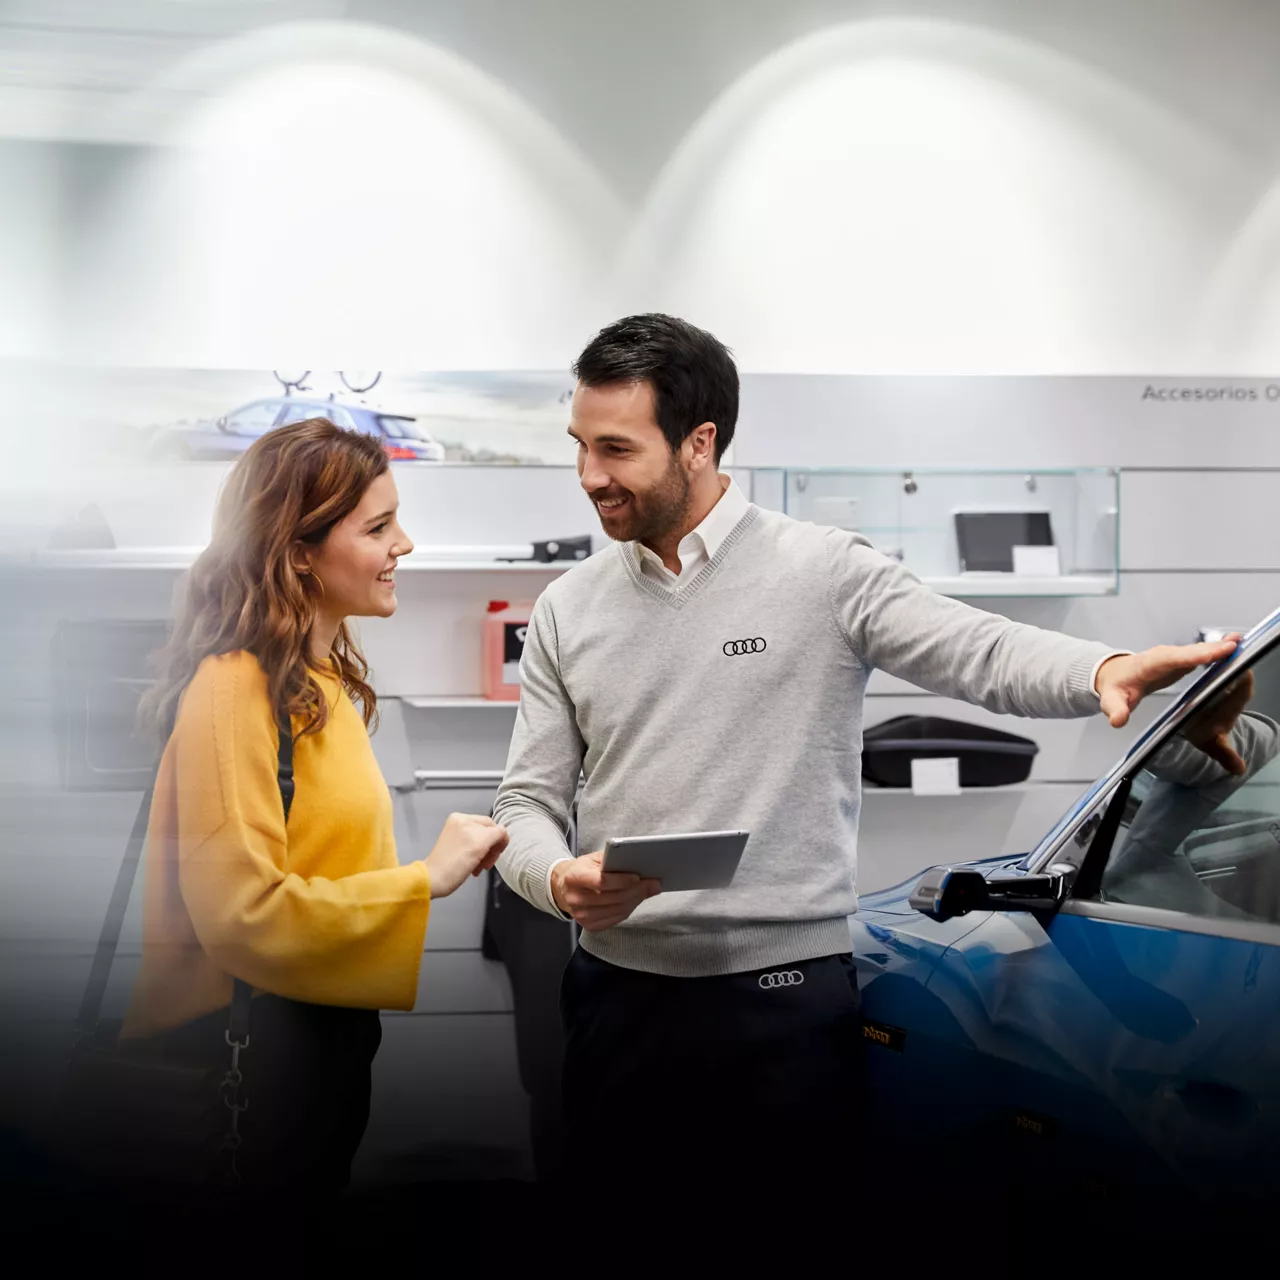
left=560, top=947, right=865, bottom=1200
left=39, top=996, right=381, bottom=1261
left=483, top=868, right=572, bottom=1183
left=84, top=993, right=383, bottom=1258
left=152, top=993, right=383, bottom=1200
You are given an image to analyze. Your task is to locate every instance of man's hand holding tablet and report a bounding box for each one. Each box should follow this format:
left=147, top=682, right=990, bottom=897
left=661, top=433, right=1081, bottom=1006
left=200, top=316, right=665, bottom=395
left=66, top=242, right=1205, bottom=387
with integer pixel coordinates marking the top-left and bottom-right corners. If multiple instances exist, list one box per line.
left=550, top=853, right=662, bottom=932
left=550, top=831, right=750, bottom=930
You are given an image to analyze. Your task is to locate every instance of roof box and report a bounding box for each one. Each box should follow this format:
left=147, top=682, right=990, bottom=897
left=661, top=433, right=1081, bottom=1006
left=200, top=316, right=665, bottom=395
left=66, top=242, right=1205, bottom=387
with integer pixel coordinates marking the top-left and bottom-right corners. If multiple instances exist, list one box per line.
left=862, top=715, right=1038, bottom=788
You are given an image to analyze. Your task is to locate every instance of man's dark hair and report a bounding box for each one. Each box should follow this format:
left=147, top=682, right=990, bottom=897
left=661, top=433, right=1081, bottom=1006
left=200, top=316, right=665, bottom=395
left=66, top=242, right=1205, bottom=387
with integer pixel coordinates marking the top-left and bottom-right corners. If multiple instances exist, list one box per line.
left=572, top=314, right=738, bottom=462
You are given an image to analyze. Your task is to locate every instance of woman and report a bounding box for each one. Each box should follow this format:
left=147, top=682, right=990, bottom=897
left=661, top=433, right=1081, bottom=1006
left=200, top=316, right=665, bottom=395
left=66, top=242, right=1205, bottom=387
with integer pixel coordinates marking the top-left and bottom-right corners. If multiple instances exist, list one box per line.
left=121, top=417, right=507, bottom=1208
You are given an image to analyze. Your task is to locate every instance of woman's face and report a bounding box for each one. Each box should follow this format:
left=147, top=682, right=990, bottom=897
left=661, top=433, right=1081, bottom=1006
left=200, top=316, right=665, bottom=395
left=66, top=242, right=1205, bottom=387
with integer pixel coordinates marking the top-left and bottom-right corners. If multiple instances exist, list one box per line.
left=306, top=471, right=414, bottom=620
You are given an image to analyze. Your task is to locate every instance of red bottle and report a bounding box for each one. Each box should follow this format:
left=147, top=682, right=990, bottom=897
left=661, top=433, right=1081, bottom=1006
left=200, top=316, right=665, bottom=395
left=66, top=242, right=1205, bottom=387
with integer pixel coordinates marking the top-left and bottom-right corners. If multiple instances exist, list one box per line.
left=482, top=600, right=531, bottom=701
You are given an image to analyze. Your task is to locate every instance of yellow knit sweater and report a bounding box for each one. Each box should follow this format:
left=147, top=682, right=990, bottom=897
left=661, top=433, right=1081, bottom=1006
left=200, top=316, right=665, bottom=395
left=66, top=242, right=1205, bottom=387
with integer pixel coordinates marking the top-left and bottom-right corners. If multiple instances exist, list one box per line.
left=122, top=650, right=431, bottom=1038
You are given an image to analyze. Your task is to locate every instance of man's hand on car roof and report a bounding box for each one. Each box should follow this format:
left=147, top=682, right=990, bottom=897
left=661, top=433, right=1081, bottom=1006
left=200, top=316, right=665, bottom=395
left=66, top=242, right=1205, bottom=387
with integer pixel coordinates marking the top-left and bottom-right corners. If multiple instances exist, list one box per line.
left=1096, top=635, right=1242, bottom=735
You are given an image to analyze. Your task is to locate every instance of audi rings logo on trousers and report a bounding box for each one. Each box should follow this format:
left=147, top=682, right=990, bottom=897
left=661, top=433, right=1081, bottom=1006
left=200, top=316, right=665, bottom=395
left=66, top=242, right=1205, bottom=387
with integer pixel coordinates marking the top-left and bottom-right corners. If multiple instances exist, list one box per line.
left=723, top=638, right=767, bottom=657
left=758, top=970, right=804, bottom=990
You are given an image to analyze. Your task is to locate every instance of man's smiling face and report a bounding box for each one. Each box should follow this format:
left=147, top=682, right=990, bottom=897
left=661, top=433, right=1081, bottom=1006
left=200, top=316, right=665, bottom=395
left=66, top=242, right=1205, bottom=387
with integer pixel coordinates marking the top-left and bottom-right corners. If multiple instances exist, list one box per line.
left=569, top=379, right=691, bottom=546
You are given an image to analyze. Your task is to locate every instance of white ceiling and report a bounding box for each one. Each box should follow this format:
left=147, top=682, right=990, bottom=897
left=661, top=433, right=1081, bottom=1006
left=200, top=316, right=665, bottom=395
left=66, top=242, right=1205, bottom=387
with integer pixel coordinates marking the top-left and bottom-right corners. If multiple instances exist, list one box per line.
left=3, top=0, right=1280, bottom=198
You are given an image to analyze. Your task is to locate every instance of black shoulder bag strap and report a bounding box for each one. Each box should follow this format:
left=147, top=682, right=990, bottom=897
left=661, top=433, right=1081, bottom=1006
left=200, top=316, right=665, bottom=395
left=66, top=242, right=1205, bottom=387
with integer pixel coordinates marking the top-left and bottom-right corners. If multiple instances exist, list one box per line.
left=76, top=709, right=296, bottom=1042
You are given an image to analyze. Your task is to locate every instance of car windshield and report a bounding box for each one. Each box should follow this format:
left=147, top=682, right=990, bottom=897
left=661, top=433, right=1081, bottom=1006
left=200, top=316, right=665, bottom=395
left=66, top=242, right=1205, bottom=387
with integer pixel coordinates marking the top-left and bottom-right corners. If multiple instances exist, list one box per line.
left=277, top=403, right=328, bottom=427
left=1079, top=641, right=1280, bottom=926
left=377, top=414, right=431, bottom=441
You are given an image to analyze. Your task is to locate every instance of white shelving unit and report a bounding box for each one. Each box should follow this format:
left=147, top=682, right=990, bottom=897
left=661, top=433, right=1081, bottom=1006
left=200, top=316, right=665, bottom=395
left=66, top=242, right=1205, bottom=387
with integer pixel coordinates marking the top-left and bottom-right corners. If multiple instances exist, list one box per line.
left=412, top=768, right=507, bottom=790
left=26, top=547, right=578, bottom=573
left=23, top=550, right=1113, bottom=598
left=922, top=574, right=1116, bottom=598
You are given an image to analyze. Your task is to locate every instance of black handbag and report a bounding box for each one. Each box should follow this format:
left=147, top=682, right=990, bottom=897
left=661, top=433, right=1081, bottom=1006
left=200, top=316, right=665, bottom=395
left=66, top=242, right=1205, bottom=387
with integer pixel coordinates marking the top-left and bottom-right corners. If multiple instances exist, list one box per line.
left=53, top=711, right=295, bottom=1192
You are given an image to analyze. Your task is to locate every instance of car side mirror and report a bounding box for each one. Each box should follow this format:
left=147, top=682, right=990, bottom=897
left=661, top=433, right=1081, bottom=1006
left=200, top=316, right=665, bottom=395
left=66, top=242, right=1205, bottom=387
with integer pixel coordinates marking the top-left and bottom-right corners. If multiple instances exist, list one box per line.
left=910, top=867, right=988, bottom=921
left=911, top=865, right=1072, bottom=922
left=216, top=415, right=229, bottom=432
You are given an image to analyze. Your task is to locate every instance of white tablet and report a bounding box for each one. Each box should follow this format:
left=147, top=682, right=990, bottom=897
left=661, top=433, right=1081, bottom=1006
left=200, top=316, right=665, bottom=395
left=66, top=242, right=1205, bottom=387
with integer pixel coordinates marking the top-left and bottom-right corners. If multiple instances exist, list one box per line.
left=601, top=829, right=749, bottom=892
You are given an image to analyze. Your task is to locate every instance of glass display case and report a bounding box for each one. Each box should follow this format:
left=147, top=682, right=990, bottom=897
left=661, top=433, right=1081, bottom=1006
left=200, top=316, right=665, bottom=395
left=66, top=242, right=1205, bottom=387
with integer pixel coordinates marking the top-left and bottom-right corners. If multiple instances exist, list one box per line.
left=768, top=467, right=1119, bottom=597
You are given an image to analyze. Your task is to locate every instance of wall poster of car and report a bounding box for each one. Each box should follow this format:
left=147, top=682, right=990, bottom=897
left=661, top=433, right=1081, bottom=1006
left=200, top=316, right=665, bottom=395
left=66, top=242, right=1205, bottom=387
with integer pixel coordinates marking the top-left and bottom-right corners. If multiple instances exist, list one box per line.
left=84, top=368, right=579, bottom=466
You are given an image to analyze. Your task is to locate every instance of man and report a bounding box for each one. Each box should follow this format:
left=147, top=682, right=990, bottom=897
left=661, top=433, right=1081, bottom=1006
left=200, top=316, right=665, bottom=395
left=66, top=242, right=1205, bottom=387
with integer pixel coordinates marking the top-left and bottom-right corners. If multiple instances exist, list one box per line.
left=492, top=313, right=1238, bottom=1197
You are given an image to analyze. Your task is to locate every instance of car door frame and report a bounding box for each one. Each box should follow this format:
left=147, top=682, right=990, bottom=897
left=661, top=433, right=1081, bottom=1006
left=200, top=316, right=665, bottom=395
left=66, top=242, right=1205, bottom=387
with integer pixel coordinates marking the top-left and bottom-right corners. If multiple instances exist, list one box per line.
left=1011, top=601, right=1280, bottom=976
left=1054, top=722, right=1280, bottom=950
left=922, top=627, right=1280, bottom=1205
left=884, top=610, right=1280, bottom=1208
left=1022, top=604, right=1280, bottom=909
left=1042, top=732, right=1280, bottom=1204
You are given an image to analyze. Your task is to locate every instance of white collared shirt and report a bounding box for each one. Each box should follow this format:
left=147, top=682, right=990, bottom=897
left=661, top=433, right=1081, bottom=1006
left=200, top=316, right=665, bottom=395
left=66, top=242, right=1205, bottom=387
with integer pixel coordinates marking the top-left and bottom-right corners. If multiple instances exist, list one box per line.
left=635, top=475, right=749, bottom=589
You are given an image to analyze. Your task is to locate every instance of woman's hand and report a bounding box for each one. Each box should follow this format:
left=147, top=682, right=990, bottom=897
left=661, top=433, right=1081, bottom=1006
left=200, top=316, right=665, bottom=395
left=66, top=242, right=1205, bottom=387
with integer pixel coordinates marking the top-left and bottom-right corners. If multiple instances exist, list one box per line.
left=424, top=813, right=509, bottom=899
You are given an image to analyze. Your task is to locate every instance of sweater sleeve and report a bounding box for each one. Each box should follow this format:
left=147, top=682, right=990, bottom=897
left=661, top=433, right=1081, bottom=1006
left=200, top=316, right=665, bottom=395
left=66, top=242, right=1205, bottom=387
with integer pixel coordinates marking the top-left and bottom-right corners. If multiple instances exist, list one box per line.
left=174, top=654, right=431, bottom=1010
left=825, top=528, right=1123, bottom=718
left=493, top=594, right=585, bottom=918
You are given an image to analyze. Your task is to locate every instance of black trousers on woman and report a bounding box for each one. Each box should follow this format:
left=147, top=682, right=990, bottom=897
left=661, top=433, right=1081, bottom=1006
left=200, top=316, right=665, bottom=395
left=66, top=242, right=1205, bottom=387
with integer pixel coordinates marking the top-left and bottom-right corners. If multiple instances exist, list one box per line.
left=156, top=993, right=382, bottom=1197
left=98, top=994, right=382, bottom=1254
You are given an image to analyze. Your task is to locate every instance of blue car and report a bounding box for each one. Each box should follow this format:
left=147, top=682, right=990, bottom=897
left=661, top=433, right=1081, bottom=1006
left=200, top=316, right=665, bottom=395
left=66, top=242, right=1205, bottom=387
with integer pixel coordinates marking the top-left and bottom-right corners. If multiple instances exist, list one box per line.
left=149, top=394, right=446, bottom=462
left=853, top=606, right=1280, bottom=1218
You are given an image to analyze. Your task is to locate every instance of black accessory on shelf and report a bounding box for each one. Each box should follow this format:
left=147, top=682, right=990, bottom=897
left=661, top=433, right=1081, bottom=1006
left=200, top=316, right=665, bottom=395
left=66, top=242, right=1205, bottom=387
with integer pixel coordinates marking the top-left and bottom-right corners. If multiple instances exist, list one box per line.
left=499, top=535, right=592, bottom=564
left=954, top=511, right=1053, bottom=573
left=862, top=715, right=1039, bottom=788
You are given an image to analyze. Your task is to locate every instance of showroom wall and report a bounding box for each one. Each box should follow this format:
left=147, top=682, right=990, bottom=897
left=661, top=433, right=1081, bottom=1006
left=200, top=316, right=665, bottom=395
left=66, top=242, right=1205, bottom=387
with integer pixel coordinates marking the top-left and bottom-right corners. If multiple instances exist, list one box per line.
left=4, top=0, right=1280, bottom=1184
left=4, top=0, right=1280, bottom=372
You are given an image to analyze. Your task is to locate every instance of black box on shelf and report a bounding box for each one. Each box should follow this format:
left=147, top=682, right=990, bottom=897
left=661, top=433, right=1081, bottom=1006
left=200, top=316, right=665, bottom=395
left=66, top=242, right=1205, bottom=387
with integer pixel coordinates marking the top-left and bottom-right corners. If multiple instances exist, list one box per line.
left=862, top=715, right=1039, bottom=788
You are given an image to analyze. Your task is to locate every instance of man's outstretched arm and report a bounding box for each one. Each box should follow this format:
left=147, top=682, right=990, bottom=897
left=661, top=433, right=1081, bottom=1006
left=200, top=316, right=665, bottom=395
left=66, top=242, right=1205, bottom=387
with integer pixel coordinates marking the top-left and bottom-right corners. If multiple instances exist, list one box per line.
left=827, top=530, right=1236, bottom=719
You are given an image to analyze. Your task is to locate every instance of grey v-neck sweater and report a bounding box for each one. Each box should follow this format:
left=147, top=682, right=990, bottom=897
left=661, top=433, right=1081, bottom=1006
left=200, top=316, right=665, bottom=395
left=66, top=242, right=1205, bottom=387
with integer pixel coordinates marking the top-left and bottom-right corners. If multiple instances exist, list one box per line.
left=493, top=504, right=1118, bottom=977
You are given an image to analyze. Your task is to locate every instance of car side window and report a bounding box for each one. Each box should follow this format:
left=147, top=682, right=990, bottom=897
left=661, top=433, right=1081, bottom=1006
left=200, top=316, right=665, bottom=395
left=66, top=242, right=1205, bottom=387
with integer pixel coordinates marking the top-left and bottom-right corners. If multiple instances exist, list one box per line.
left=275, top=402, right=325, bottom=428
left=1076, top=648, right=1280, bottom=926
left=224, top=401, right=281, bottom=436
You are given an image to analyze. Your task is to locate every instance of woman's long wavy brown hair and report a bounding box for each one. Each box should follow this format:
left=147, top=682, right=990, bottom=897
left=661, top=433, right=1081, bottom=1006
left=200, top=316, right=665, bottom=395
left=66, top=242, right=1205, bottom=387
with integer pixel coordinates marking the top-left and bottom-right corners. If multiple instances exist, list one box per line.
left=140, top=417, right=390, bottom=743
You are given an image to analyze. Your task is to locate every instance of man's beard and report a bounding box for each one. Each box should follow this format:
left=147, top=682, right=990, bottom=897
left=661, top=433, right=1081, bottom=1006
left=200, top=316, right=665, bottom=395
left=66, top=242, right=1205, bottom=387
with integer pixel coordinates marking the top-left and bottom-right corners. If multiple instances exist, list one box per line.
left=593, top=453, right=691, bottom=546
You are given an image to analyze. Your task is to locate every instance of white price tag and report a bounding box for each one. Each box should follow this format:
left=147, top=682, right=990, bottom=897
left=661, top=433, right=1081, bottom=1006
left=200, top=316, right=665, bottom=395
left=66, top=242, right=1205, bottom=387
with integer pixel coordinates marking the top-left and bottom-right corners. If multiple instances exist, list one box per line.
left=911, top=757, right=961, bottom=795
left=1012, top=545, right=1061, bottom=577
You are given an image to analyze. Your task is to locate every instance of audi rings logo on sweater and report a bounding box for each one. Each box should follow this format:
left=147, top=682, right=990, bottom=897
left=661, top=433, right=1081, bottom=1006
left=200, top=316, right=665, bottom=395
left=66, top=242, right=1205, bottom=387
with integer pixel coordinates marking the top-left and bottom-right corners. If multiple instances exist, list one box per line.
left=723, top=638, right=767, bottom=657
left=758, top=970, right=804, bottom=990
